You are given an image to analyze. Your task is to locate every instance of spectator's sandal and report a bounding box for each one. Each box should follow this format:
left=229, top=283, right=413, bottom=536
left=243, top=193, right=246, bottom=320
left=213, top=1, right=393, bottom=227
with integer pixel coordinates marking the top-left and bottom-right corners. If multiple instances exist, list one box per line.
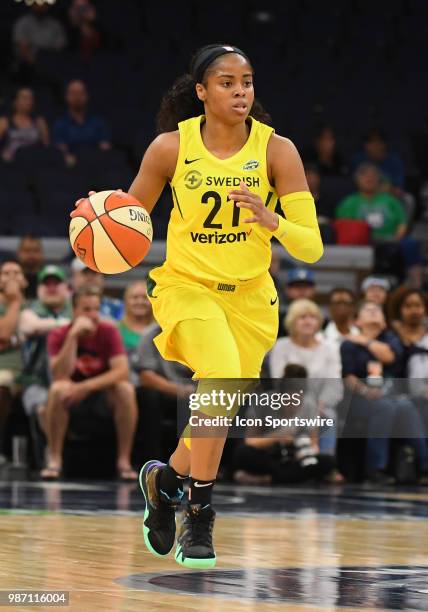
left=117, top=468, right=138, bottom=482
left=40, top=466, right=62, bottom=481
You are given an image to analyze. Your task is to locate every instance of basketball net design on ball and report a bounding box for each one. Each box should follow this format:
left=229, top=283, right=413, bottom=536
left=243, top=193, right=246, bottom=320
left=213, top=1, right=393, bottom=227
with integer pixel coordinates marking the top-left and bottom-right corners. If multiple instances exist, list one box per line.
left=69, top=190, right=153, bottom=274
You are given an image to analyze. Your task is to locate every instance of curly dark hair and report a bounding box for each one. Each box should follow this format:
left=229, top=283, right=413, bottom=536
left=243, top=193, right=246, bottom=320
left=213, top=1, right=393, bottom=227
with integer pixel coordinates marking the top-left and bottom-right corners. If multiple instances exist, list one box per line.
left=386, top=286, right=428, bottom=323
left=156, top=47, right=271, bottom=133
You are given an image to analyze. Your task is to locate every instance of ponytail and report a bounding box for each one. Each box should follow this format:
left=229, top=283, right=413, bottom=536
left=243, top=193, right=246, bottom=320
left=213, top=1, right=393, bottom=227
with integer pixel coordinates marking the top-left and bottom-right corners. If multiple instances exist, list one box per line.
left=156, top=74, right=203, bottom=134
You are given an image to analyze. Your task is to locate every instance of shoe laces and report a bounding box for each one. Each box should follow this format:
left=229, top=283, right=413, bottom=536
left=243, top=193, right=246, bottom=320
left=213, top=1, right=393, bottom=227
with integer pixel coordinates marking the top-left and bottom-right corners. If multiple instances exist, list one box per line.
left=184, top=506, right=214, bottom=547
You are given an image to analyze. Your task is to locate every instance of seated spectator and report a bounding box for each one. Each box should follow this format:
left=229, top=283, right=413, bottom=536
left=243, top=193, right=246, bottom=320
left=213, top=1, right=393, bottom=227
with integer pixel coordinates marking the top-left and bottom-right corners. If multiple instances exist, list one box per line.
left=71, top=258, right=123, bottom=320
left=387, top=288, right=428, bottom=377
left=67, top=0, right=101, bottom=60
left=53, top=80, right=111, bottom=165
left=19, top=265, right=71, bottom=433
left=137, top=322, right=194, bottom=398
left=305, top=164, right=336, bottom=243
left=0, top=260, right=27, bottom=457
left=407, top=293, right=428, bottom=431
left=361, top=276, right=390, bottom=309
left=17, top=235, right=45, bottom=300
left=135, top=322, right=193, bottom=462
left=341, top=300, right=428, bottom=482
left=42, top=286, right=137, bottom=480
left=389, top=288, right=428, bottom=348
left=336, top=163, right=423, bottom=286
left=12, top=3, right=67, bottom=80
left=352, top=128, right=405, bottom=193
left=269, top=299, right=343, bottom=457
left=304, top=125, right=348, bottom=177
left=322, top=288, right=358, bottom=346
left=118, top=281, right=154, bottom=384
left=0, top=88, right=49, bottom=162
left=234, top=364, right=335, bottom=485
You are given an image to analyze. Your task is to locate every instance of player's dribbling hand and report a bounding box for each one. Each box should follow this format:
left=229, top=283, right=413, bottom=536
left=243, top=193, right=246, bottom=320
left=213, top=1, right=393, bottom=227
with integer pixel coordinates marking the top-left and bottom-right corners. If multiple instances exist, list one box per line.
left=228, top=181, right=279, bottom=231
left=73, top=189, right=123, bottom=210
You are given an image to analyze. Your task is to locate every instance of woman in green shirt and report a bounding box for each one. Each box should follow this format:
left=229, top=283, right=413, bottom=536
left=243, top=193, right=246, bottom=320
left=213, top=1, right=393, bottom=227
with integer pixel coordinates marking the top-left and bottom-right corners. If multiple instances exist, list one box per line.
left=118, top=281, right=154, bottom=383
left=336, top=162, right=422, bottom=286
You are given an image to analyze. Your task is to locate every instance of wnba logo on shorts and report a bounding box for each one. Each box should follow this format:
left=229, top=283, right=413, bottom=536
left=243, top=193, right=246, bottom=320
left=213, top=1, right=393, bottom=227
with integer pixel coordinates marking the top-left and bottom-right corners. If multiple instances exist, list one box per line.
left=217, top=283, right=236, bottom=292
left=184, top=170, right=203, bottom=190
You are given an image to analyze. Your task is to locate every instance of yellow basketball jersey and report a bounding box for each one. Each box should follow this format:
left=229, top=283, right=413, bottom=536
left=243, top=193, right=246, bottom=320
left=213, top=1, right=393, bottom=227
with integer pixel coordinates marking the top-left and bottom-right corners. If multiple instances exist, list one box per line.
left=165, top=115, right=278, bottom=282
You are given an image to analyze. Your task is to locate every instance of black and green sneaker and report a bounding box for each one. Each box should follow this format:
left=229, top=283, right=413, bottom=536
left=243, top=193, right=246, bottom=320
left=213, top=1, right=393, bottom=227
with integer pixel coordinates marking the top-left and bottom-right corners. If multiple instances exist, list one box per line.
left=175, top=503, right=216, bottom=568
left=139, top=460, right=183, bottom=557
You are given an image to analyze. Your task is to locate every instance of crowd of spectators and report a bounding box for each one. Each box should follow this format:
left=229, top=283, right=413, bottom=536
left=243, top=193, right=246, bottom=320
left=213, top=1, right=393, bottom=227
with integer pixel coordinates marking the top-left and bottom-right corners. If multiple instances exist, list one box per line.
left=0, top=236, right=427, bottom=487
left=1, top=3, right=428, bottom=486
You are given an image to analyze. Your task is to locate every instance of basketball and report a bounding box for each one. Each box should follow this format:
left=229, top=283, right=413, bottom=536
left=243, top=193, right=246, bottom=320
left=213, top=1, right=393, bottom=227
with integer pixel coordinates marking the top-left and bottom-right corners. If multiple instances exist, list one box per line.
left=69, top=190, right=153, bottom=274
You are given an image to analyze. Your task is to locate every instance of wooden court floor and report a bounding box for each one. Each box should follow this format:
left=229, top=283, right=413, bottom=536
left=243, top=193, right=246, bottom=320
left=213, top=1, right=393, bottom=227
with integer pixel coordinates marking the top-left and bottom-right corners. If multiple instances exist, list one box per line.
left=0, top=481, right=428, bottom=611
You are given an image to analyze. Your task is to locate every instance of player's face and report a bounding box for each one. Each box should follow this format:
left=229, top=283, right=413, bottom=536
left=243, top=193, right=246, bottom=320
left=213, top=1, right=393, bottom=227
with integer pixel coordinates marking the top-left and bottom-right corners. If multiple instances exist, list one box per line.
left=197, top=54, right=254, bottom=124
left=74, top=296, right=100, bottom=326
left=400, top=293, right=426, bottom=325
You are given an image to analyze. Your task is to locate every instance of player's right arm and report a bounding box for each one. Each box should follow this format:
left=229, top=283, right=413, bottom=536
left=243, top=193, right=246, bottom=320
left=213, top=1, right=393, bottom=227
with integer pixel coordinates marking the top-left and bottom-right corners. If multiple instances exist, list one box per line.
left=128, top=131, right=179, bottom=214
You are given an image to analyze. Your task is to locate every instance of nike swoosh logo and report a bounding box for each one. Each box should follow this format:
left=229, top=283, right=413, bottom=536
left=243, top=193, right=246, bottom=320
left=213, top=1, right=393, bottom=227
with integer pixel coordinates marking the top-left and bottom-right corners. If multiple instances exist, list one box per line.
left=193, top=481, right=213, bottom=488
left=270, top=296, right=278, bottom=305
left=184, top=157, right=202, bottom=164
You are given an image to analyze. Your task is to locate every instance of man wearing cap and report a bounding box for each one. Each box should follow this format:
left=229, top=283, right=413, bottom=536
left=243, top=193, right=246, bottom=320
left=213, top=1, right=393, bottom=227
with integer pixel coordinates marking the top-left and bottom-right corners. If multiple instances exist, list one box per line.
left=361, top=276, right=390, bottom=308
left=19, top=265, right=72, bottom=432
left=71, top=257, right=124, bottom=321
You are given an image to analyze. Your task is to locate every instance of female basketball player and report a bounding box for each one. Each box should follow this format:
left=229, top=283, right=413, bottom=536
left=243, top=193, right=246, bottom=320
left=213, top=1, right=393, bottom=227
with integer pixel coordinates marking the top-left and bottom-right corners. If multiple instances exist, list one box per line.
left=78, top=44, right=323, bottom=568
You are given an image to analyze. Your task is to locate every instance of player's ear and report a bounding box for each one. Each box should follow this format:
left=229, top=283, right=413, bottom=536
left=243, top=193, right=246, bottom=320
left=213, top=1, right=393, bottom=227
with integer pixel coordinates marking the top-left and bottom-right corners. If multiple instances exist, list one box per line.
left=195, top=83, right=206, bottom=102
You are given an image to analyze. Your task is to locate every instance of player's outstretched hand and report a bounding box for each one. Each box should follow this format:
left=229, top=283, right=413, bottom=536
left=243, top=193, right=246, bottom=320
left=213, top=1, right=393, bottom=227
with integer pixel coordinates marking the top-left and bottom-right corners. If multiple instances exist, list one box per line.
left=228, top=181, right=278, bottom=231
left=72, top=189, right=124, bottom=212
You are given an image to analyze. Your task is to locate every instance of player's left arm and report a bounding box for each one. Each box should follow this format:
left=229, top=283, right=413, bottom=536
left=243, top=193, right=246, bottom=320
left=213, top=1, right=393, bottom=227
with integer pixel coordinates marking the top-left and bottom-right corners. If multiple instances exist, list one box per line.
left=229, top=134, right=323, bottom=263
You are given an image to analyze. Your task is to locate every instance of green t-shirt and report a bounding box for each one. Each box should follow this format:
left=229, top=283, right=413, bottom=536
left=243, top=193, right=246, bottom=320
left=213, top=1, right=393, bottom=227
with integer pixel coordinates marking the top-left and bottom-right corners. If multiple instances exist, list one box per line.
left=335, top=192, right=406, bottom=239
left=118, top=321, right=143, bottom=352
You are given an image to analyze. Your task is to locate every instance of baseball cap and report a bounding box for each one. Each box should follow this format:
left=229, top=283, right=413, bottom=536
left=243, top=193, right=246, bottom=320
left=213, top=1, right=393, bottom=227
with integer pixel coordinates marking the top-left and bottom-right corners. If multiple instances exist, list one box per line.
left=361, top=276, right=390, bottom=292
left=287, top=268, right=315, bottom=286
left=37, top=265, right=66, bottom=284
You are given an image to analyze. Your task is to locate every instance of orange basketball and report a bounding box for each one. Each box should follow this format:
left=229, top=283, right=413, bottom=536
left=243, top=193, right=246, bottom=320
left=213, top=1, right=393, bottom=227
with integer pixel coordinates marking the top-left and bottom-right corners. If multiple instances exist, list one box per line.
left=69, top=190, right=153, bottom=274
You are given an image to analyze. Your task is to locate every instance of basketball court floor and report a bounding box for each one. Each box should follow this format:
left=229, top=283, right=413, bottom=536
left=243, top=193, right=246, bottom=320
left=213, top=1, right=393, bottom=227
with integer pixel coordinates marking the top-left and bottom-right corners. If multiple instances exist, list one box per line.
left=0, top=480, right=427, bottom=611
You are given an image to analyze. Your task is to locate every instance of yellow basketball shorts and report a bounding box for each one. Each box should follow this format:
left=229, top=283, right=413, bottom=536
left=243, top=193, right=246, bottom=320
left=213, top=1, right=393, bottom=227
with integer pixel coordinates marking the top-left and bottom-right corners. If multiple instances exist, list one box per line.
left=146, top=263, right=279, bottom=380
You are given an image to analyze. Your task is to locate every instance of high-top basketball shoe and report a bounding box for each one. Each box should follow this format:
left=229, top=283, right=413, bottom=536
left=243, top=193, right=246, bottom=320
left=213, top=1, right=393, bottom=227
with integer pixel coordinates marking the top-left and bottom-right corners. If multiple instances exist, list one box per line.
left=175, top=503, right=216, bottom=568
left=139, top=460, right=183, bottom=556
